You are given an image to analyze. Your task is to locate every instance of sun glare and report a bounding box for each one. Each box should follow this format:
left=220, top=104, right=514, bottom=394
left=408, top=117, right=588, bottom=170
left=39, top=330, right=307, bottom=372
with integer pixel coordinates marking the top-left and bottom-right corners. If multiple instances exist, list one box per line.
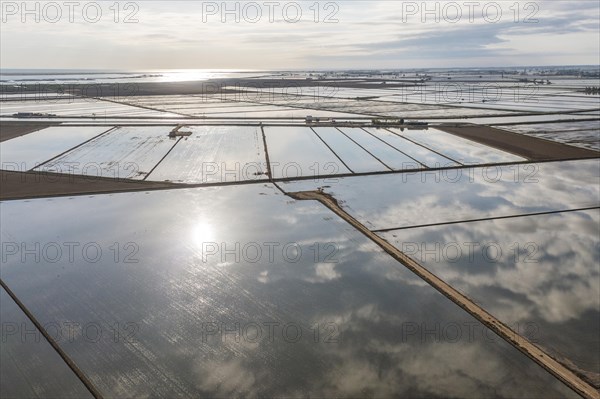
left=191, top=221, right=215, bottom=248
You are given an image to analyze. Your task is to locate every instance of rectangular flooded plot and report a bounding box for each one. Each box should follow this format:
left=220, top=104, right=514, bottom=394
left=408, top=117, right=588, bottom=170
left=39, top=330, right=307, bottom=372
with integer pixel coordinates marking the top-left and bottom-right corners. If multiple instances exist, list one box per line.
left=264, top=126, right=351, bottom=178
left=312, top=127, right=389, bottom=173
left=0, top=99, right=171, bottom=117
left=282, top=159, right=600, bottom=231
left=378, top=209, right=600, bottom=385
left=363, top=128, right=460, bottom=168
left=0, top=126, right=112, bottom=171
left=337, top=127, right=426, bottom=170
left=0, top=288, right=93, bottom=399
left=0, top=186, right=576, bottom=398
left=146, top=125, right=268, bottom=184
left=500, top=121, right=600, bottom=151
left=389, top=128, right=526, bottom=164
left=36, top=126, right=178, bottom=180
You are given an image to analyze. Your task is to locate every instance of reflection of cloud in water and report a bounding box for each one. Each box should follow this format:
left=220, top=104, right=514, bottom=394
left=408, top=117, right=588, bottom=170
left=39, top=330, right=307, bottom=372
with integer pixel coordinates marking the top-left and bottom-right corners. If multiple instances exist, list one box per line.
left=320, top=343, right=539, bottom=398
left=311, top=263, right=341, bottom=282
left=1, top=181, right=587, bottom=396
left=386, top=210, right=599, bottom=324
left=285, top=159, right=600, bottom=230
left=188, top=301, right=577, bottom=398
left=379, top=161, right=598, bottom=229
left=186, top=227, right=577, bottom=397
left=382, top=209, right=600, bottom=380
left=309, top=307, right=576, bottom=398
left=193, top=358, right=261, bottom=398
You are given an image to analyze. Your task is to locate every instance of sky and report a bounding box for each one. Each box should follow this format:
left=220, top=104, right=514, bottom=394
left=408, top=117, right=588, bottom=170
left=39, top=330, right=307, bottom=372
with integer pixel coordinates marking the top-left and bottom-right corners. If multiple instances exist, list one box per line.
left=1, top=0, right=599, bottom=70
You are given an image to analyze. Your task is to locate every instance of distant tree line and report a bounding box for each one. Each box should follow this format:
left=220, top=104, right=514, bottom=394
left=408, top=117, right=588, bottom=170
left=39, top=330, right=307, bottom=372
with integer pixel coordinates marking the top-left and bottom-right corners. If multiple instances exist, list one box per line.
left=583, top=87, right=600, bottom=95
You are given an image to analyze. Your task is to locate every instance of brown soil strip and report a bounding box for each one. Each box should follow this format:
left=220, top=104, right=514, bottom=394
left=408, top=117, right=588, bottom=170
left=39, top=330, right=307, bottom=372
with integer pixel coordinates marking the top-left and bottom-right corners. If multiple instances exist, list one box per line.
left=490, top=117, right=600, bottom=127
left=288, top=189, right=599, bottom=399
left=0, top=279, right=103, bottom=398
left=0, top=170, right=180, bottom=201
left=438, top=124, right=599, bottom=161
left=0, top=121, right=59, bottom=142
left=260, top=126, right=273, bottom=178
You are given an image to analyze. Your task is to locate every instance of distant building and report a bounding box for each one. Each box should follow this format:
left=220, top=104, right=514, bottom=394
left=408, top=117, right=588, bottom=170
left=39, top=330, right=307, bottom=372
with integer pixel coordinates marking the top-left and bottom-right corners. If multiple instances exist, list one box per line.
left=13, top=112, right=57, bottom=118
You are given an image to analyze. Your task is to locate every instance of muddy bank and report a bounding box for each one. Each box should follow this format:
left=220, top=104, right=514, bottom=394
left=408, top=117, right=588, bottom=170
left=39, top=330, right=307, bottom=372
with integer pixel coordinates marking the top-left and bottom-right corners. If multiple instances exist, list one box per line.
left=0, top=170, right=181, bottom=200
left=0, top=121, right=59, bottom=142
left=438, top=124, right=599, bottom=161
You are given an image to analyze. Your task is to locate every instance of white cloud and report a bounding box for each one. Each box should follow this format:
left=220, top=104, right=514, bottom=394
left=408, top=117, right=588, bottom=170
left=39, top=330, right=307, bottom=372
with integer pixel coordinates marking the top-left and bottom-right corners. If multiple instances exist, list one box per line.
left=1, top=1, right=599, bottom=68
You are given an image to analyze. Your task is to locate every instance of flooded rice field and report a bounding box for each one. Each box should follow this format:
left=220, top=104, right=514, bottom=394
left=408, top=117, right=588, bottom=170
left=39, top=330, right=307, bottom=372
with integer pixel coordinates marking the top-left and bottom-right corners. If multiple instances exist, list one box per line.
left=1, top=70, right=598, bottom=398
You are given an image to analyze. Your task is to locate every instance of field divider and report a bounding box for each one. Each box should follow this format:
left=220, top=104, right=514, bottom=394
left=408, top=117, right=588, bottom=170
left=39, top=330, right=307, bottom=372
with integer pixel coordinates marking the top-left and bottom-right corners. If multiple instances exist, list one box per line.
left=0, top=279, right=104, bottom=399
left=287, top=189, right=599, bottom=399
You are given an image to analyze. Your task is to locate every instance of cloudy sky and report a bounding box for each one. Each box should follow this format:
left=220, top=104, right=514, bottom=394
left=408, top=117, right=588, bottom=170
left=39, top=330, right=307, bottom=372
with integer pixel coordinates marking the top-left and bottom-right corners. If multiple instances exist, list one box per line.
left=1, top=0, right=599, bottom=70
